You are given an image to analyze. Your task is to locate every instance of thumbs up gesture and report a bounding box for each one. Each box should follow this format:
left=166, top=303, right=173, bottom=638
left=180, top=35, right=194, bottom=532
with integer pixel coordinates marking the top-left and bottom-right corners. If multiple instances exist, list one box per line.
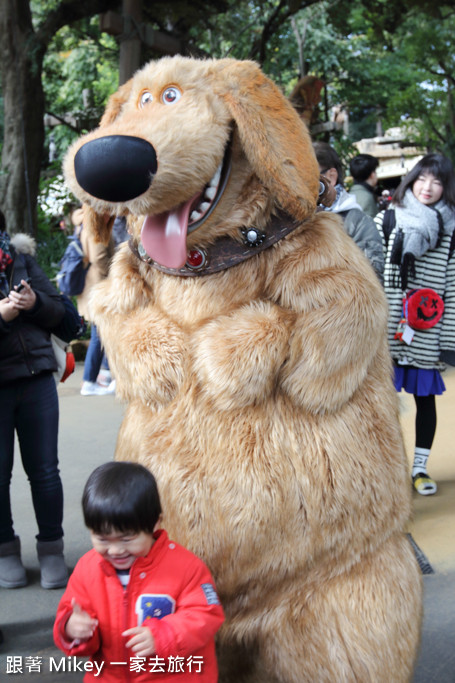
left=65, top=598, right=99, bottom=641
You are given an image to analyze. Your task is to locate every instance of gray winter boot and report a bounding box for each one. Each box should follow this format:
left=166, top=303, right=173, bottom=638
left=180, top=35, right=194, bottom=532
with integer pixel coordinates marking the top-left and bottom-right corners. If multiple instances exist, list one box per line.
left=36, top=539, right=68, bottom=589
left=0, top=536, right=27, bottom=588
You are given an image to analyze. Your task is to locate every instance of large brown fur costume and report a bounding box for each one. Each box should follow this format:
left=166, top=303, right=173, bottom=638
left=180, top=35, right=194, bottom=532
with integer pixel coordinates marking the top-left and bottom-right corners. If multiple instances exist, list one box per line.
left=64, top=57, right=422, bottom=682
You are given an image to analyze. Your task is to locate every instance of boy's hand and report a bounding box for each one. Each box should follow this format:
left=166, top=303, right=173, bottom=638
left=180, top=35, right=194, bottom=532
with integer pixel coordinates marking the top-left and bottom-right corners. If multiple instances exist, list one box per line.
left=65, top=599, right=98, bottom=641
left=123, top=626, right=155, bottom=657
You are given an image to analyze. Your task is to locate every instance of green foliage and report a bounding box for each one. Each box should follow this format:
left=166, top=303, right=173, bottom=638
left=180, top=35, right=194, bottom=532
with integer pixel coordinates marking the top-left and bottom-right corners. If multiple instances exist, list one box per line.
left=42, top=14, right=119, bottom=164
left=187, top=2, right=267, bottom=61
left=384, top=9, right=455, bottom=158
left=324, top=0, right=455, bottom=161
left=7, top=0, right=455, bottom=225
left=35, top=216, right=68, bottom=283
left=44, top=22, right=118, bottom=114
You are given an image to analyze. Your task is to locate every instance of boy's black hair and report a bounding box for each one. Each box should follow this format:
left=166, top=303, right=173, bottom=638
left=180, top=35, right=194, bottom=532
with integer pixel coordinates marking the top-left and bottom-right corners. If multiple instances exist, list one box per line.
left=313, top=142, right=344, bottom=185
left=393, top=153, right=455, bottom=209
left=82, top=462, right=162, bottom=535
left=349, top=154, right=379, bottom=182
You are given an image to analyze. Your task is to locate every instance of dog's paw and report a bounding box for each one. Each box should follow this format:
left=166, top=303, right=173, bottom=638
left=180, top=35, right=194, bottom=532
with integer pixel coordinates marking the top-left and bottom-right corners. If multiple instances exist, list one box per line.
left=98, top=307, right=186, bottom=407
left=192, top=301, right=294, bottom=409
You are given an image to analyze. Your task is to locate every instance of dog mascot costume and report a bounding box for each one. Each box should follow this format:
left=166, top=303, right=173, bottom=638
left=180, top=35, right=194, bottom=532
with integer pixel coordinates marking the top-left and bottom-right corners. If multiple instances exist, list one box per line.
left=64, top=57, right=422, bottom=682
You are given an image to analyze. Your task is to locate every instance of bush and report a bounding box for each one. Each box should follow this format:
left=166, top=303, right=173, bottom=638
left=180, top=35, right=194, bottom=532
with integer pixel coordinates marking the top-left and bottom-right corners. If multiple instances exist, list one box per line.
left=36, top=221, right=68, bottom=283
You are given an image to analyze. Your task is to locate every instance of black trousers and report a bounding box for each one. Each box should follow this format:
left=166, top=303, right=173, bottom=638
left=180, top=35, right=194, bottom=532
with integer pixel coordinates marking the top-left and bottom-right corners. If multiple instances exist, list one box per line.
left=0, top=373, right=63, bottom=544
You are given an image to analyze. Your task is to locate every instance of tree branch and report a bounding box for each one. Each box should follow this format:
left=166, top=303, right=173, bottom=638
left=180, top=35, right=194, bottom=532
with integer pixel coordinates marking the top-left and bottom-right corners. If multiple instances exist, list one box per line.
left=438, top=60, right=455, bottom=86
left=251, top=0, right=320, bottom=64
left=423, top=112, right=447, bottom=145
left=36, top=0, right=118, bottom=47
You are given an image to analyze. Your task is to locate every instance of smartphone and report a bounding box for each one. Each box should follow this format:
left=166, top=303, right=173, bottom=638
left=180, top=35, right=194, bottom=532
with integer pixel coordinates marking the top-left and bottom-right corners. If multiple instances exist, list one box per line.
left=15, top=277, right=31, bottom=292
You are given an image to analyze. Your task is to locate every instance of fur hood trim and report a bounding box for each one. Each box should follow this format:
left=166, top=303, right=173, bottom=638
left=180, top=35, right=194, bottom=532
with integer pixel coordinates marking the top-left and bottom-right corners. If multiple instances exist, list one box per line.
left=10, top=233, right=37, bottom=256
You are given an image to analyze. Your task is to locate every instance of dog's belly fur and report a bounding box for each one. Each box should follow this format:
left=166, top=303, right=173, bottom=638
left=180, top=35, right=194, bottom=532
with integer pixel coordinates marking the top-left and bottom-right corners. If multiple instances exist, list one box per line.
left=94, top=234, right=422, bottom=682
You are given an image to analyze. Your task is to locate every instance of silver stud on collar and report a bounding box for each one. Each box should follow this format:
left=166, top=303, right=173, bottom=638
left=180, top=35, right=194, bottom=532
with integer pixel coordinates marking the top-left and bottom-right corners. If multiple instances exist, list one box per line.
left=241, top=227, right=266, bottom=248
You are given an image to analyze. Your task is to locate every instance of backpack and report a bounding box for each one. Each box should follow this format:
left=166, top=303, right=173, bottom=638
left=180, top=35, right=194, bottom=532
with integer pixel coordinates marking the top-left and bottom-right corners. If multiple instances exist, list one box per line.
left=50, top=294, right=87, bottom=383
left=52, top=293, right=87, bottom=343
left=56, top=233, right=90, bottom=296
left=382, top=208, right=396, bottom=249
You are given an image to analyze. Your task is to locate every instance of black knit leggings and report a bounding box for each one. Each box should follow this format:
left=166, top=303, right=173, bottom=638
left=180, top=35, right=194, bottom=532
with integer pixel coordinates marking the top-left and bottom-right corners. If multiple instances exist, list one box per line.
left=414, top=394, right=437, bottom=450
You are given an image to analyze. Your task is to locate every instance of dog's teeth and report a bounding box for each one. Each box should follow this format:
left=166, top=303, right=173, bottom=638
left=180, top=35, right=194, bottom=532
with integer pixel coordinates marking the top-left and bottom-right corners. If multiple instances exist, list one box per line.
left=199, top=202, right=211, bottom=213
left=210, top=165, right=222, bottom=187
left=190, top=210, right=202, bottom=221
left=205, top=186, right=217, bottom=200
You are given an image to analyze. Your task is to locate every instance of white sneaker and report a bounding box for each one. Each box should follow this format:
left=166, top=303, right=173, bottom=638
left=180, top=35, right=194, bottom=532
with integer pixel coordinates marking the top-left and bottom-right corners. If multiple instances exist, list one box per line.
left=81, top=381, right=115, bottom=396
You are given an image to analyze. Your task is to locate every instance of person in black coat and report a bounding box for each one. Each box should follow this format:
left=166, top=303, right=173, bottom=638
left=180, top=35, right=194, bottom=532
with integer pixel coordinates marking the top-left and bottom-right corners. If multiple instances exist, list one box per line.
left=0, top=214, right=68, bottom=589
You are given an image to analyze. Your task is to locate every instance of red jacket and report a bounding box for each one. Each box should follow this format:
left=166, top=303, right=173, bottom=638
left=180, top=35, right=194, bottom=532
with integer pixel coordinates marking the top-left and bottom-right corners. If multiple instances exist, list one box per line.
left=54, top=530, right=224, bottom=682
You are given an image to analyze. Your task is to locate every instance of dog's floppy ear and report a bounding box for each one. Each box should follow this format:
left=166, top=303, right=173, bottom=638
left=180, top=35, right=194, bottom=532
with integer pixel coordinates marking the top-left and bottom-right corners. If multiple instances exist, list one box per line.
left=82, top=204, right=114, bottom=245
left=214, top=60, right=319, bottom=220
left=99, top=79, right=134, bottom=126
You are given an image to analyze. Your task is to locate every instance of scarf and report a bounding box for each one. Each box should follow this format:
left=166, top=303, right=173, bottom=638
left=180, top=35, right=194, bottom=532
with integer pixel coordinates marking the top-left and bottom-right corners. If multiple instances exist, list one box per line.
left=391, top=190, right=455, bottom=289
left=323, top=185, right=362, bottom=214
left=0, top=231, right=13, bottom=294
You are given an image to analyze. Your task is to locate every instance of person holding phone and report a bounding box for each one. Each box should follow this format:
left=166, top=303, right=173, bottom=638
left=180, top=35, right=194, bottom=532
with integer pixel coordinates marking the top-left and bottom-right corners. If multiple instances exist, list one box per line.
left=0, top=212, right=69, bottom=589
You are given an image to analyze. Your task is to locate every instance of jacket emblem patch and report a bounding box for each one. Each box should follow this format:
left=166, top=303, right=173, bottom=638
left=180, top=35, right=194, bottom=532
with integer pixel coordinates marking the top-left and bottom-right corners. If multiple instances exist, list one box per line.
left=201, top=583, right=220, bottom=605
left=136, top=594, right=176, bottom=624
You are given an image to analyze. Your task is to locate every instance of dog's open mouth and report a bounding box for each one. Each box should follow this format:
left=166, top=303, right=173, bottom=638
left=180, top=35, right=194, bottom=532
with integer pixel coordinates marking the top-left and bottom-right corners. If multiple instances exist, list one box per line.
left=140, top=137, right=232, bottom=269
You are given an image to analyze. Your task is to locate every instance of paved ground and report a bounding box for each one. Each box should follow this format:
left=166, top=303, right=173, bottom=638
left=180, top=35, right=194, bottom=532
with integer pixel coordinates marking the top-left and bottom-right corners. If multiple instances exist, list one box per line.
left=0, top=363, right=454, bottom=681
left=400, top=369, right=455, bottom=683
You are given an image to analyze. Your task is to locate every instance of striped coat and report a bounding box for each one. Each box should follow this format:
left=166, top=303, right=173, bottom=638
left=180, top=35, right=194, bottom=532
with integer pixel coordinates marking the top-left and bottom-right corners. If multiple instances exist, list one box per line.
left=375, top=209, right=455, bottom=369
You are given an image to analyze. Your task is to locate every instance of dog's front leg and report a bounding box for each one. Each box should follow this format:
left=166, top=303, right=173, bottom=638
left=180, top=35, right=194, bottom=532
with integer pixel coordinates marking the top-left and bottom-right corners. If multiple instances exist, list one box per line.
left=280, top=268, right=388, bottom=415
left=88, top=252, right=187, bottom=408
left=192, top=300, right=295, bottom=410
left=93, top=303, right=186, bottom=409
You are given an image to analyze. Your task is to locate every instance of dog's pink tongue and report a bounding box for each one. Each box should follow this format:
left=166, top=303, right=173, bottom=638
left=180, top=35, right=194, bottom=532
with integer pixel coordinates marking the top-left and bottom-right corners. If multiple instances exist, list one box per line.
left=141, top=198, right=194, bottom=269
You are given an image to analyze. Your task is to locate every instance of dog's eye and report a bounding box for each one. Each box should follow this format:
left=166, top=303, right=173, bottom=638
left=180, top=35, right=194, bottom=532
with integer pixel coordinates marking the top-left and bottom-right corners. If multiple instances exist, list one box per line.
left=162, top=87, right=182, bottom=105
left=140, top=91, right=153, bottom=108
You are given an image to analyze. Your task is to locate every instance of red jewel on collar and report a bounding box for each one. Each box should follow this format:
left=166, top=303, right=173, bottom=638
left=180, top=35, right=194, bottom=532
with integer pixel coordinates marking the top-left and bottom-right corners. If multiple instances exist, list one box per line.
left=186, top=248, right=207, bottom=271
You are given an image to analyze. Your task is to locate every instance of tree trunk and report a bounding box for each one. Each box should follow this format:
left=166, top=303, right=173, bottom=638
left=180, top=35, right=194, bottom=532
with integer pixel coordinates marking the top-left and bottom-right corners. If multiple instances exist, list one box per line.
left=119, top=0, right=143, bottom=85
left=0, top=0, right=46, bottom=236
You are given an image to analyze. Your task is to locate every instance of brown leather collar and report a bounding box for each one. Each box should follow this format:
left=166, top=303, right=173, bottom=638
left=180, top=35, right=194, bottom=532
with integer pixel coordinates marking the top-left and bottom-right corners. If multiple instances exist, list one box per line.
left=129, top=208, right=303, bottom=277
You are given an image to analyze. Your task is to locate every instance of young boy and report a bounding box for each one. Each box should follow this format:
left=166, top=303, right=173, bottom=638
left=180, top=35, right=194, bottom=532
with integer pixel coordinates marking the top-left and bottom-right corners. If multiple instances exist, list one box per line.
left=54, top=462, right=224, bottom=681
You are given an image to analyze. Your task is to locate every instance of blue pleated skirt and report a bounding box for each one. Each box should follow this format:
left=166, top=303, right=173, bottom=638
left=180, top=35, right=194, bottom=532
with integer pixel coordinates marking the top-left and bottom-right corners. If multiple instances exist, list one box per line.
left=394, top=365, right=446, bottom=396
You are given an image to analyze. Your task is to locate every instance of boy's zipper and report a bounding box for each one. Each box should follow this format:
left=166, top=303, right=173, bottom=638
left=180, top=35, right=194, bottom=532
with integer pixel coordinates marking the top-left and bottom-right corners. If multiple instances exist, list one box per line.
left=123, top=585, right=132, bottom=682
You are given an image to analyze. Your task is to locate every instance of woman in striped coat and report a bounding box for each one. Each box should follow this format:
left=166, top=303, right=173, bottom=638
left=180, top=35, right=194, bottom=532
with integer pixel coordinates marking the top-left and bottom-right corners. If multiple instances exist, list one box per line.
left=375, top=154, right=455, bottom=495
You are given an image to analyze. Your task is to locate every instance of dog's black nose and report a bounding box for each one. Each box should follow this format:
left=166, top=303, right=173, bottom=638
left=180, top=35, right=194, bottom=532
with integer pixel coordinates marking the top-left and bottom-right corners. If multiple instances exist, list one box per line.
left=74, top=135, right=157, bottom=202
